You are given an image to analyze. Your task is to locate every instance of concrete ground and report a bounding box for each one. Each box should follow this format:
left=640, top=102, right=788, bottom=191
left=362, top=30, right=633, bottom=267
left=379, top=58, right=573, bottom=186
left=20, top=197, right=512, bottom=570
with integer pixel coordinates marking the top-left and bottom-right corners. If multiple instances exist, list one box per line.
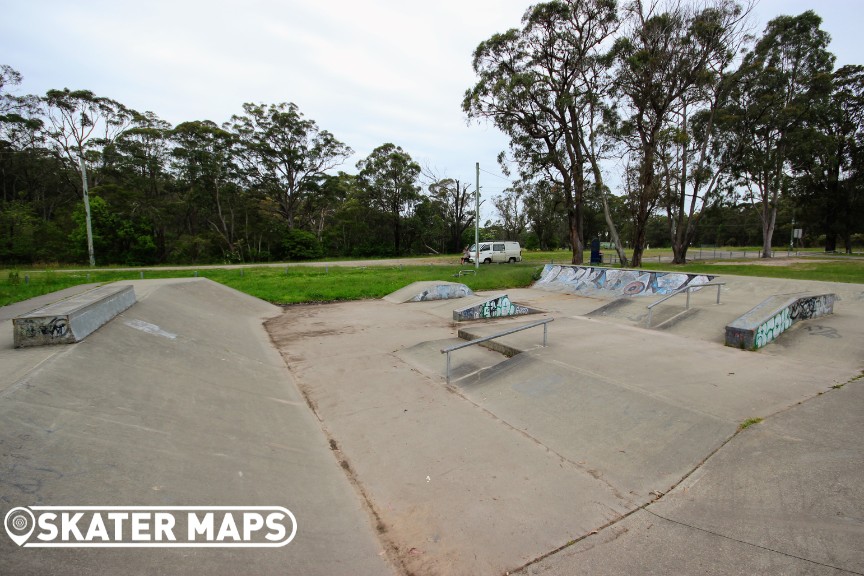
left=0, top=279, right=394, bottom=575
left=1, top=273, right=862, bottom=575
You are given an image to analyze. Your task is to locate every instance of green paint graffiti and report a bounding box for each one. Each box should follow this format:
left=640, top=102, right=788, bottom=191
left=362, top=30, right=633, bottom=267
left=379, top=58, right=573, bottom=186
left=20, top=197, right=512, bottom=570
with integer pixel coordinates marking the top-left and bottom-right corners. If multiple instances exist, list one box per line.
left=754, top=308, right=792, bottom=349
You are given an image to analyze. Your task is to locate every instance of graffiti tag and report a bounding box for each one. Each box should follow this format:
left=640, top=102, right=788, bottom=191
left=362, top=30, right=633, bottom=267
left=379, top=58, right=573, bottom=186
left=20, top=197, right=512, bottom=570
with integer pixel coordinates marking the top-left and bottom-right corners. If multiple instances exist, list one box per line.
left=754, top=308, right=792, bottom=349
left=19, top=317, right=69, bottom=339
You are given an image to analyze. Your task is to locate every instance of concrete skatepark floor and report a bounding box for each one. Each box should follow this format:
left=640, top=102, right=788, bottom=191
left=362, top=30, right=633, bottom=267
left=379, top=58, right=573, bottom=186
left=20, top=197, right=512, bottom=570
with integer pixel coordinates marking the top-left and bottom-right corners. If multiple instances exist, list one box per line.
left=265, top=276, right=864, bottom=575
left=1, top=274, right=862, bottom=575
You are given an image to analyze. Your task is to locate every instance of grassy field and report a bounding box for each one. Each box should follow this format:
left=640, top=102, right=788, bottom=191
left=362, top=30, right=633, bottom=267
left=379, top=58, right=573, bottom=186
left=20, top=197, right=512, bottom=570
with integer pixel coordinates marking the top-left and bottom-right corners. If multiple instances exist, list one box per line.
left=0, top=263, right=540, bottom=307
left=640, top=259, right=864, bottom=283
left=2, top=250, right=862, bottom=308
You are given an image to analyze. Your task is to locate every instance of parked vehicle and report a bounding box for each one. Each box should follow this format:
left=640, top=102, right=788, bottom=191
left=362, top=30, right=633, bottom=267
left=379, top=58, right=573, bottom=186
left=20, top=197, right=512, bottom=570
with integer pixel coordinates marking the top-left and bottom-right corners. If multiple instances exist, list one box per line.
left=467, top=241, right=522, bottom=264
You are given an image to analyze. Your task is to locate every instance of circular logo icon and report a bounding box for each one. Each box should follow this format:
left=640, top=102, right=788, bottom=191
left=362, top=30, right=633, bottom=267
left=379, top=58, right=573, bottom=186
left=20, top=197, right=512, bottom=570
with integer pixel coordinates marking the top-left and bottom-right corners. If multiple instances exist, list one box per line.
left=4, top=507, right=35, bottom=546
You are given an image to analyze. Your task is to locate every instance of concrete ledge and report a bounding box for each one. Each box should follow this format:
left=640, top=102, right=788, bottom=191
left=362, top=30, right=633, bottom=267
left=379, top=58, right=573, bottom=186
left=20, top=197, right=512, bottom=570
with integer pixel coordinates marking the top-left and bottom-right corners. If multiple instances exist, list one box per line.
left=13, top=284, right=136, bottom=347
left=725, top=293, right=836, bottom=350
left=452, top=293, right=541, bottom=322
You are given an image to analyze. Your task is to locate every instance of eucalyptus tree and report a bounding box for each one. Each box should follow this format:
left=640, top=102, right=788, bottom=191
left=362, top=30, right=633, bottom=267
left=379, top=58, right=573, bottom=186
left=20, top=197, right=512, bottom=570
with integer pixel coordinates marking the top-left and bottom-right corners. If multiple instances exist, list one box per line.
left=355, top=143, right=421, bottom=256
left=493, top=185, right=528, bottom=240
left=791, top=64, right=864, bottom=253
left=1, top=67, right=48, bottom=206
left=171, top=120, right=246, bottom=261
left=464, top=0, right=620, bottom=265
left=106, top=112, right=175, bottom=260
left=226, top=102, right=352, bottom=229
left=522, top=179, right=567, bottom=249
left=613, top=0, right=748, bottom=266
left=42, top=89, right=135, bottom=265
left=657, top=1, right=751, bottom=263
left=426, top=177, right=475, bottom=252
left=721, top=11, right=834, bottom=257
left=301, top=171, right=356, bottom=244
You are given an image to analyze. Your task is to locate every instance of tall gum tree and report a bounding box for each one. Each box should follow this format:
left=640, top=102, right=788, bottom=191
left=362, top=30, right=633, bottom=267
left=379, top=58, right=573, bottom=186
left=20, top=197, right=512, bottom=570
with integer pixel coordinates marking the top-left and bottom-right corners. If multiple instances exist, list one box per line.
left=612, top=0, right=747, bottom=267
left=722, top=10, right=834, bottom=258
left=42, top=89, right=135, bottom=266
left=356, top=143, right=421, bottom=256
left=226, top=102, right=352, bottom=229
left=659, top=1, right=752, bottom=264
left=790, top=65, right=864, bottom=253
left=463, top=0, right=620, bottom=265
left=426, top=176, right=476, bottom=252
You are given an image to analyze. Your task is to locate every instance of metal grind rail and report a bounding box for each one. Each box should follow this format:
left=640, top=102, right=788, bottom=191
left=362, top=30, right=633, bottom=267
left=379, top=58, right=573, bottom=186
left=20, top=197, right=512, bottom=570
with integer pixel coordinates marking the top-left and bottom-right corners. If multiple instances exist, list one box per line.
left=440, top=318, right=554, bottom=383
left=646, top=282, right=726, bottom=327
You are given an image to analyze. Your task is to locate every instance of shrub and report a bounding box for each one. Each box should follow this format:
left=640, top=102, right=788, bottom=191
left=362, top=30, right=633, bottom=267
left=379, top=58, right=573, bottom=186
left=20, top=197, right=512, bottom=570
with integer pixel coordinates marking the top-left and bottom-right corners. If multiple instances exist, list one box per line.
left=282, top=229, right=323, bottom=261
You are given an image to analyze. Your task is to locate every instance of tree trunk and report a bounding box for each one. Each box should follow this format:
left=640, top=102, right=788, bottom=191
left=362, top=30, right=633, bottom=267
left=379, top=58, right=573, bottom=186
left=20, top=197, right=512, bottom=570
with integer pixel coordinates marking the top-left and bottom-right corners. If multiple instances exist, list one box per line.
left=761, top=205, right=776, bottom=258
left=631, top=147, right=656, bottom=268
left=393, top=210, right=401, bottom=256
left=589, top=159, right=628, bottom=267
left=568, top=206, right=584, bottom=265
left=631, top=214, right=648, bottom=267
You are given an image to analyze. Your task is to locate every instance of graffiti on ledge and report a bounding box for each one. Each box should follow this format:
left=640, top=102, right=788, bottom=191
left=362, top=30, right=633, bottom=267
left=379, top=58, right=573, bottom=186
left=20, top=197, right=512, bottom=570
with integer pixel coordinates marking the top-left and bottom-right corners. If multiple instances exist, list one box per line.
left=535, top=265, right=714, bottom=297
left=410, top=284, right=473, bottom=302
left=17, top=316, right=70, bottom=340
left=752, top=294, right=835, bottom=349
left=454, top=295, right=532, bottom=321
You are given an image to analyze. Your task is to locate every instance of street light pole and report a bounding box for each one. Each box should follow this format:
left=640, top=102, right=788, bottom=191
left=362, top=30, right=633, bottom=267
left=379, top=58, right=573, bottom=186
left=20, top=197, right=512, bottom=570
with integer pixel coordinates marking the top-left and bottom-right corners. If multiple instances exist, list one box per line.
left=475, top=162, right=480, bottom=269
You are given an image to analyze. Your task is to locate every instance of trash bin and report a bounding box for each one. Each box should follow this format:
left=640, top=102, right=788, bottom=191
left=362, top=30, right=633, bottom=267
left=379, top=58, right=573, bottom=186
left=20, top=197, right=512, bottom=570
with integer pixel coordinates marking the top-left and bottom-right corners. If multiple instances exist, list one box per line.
left=590, top=239, right=603, bottom=265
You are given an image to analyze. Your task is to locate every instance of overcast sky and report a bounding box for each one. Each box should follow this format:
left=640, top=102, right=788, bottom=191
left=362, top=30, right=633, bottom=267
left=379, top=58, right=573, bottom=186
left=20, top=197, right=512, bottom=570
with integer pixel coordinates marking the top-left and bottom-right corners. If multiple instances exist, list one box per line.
left=3, top=0, right=863, bottom=206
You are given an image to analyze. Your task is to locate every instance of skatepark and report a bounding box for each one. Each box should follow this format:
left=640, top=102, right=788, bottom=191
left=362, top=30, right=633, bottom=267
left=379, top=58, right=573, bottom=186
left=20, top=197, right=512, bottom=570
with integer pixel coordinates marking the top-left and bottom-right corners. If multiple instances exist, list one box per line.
left=1, top=266, right=862, bottom=575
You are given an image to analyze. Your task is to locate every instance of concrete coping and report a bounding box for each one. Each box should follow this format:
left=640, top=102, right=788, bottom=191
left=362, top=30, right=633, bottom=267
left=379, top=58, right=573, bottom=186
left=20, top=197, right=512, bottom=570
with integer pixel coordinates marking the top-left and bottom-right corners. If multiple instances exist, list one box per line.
left=13, top=284, right=136, bottom=348
left=724, top=292, right=836, bottom=350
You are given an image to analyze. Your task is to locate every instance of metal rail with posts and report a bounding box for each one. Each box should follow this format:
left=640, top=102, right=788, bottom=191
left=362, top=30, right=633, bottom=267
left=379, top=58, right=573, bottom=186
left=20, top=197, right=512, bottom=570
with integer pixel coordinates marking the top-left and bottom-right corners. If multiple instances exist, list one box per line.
left=440, top=318, right=554, bottom=383
left=645, top=282, right=726, bottom=328
left=455, top=269, right=477, bottom=277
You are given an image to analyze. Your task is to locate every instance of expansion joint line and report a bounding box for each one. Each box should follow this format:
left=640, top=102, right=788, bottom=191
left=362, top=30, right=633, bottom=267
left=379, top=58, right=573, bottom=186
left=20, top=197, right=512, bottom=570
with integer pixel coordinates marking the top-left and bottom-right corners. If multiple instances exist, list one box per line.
left=514, top=378, right=864, bottom=575
left=642, top=508, right=864, bottom=575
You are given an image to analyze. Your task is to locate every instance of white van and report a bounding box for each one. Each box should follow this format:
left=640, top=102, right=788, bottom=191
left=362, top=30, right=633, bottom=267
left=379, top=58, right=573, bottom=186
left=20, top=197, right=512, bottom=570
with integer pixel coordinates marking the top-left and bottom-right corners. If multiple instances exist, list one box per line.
left=467, top=241, right=522, bottom=264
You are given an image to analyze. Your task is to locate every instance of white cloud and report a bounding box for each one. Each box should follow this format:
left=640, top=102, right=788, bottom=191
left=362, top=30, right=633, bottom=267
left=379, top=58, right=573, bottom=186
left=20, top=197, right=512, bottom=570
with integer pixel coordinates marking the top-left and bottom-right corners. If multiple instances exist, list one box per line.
left=4, top=0, right=862, bottom=190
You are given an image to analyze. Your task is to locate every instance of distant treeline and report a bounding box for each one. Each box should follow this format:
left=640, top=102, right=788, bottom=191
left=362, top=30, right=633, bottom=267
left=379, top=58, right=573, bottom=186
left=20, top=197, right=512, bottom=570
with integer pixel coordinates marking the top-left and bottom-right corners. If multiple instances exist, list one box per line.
left=2, top=2, right=863, bottom=266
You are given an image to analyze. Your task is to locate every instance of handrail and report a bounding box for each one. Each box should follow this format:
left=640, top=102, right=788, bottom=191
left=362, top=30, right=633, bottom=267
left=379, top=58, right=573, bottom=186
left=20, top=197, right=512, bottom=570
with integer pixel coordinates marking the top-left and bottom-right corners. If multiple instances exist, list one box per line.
left=440, top=318, right=554, bottom=383
left=646, top=282, right=725, bottom=327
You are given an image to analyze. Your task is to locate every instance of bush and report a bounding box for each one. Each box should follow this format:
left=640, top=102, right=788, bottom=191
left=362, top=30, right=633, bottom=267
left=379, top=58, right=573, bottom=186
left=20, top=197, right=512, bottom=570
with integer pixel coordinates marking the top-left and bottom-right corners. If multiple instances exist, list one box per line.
left=282, top=229, right=323, bottom=261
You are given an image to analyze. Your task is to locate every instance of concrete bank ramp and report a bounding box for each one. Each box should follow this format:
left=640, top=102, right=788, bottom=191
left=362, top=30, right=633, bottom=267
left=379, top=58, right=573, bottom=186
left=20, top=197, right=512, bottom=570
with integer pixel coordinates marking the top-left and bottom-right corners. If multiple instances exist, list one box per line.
left=535, top=264, right=714, bottom=298
left=382, top=280, right=472, bottom=303
left=0, top=278, right=394, bottom=576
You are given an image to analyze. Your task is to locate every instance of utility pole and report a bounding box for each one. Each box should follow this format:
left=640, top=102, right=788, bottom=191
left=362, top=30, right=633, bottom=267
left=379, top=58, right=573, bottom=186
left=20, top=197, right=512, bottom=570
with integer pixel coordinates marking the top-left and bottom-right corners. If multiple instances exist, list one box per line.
left=475, top=162, right=480, bottom=269
left=789, top=210, right=795, bottom=253
left=80, top=156, right=95, bottom=267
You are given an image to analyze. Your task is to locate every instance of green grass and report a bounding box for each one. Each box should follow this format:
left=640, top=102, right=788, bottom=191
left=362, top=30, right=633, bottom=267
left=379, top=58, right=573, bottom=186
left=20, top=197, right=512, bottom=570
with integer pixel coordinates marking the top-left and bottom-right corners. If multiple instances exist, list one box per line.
left=0, top=263, right=540, bottom=307
left=738, top=417, right=764, bottom=430
left=3, top=248, right=863, bottom=308
left=209, top=264, right=538, bottom=304
left=640, top=259, right=864, bottom=284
